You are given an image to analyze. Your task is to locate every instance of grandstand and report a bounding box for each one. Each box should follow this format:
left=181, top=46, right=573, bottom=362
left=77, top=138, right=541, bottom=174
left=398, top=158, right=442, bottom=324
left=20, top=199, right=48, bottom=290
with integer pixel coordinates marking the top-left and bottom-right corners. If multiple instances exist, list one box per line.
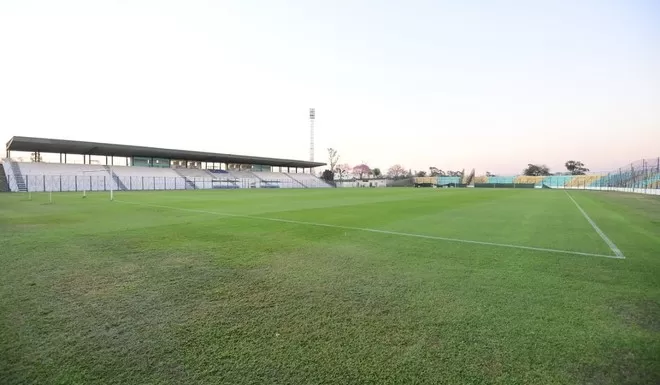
left=513, top=176, right=544, bottom=186
left=2, top=136, right=332, bottom=192
left=407, top=158, right=660, bottom=195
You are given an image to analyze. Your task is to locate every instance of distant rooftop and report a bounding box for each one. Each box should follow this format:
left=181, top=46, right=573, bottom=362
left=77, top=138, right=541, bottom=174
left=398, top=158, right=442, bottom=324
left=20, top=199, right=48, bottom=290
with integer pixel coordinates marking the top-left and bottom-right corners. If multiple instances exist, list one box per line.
left=6, top=136, right=325, bottom=168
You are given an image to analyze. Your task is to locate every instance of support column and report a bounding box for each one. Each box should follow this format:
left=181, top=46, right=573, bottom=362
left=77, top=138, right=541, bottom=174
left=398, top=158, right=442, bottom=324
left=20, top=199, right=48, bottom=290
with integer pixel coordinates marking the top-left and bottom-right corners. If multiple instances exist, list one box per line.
left=60, top=153, right=62, bottom=163
left=64, top=153, right=67, bottom=163
left=105, top=155, right=108, bottom=165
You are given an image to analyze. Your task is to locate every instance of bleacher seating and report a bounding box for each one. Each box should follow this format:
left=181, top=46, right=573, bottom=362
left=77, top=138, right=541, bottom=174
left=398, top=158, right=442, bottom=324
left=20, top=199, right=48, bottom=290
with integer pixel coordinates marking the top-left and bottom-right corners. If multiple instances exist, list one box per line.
left=644, top=174, right=660, bottom=188
left=111, top=166, right=180, bottom=190
left=16, top=162, right=113, bottom=192
left=251, top=172, right=300, bottom=188
left=174, top=168, right=215, bottom=179
left=414, top=176, right=436, bottom=185
left=592, top=172, right=632, bottom=188
left=565, top=175, right=601, bottom=188
left=2, top=161, right=338, bottom=192
left=487, top=176, right=514, bottom=184
left=228, top=170, right=261, bottom=188
left=514, top=176, right=544, bottom=185
left=286, top=173, right=332, bottom=188
left=437, top=176, right=461, bottom=185
left=472, top=176, right=488, bottom=184
left=542, top=176, right=573, bottom=188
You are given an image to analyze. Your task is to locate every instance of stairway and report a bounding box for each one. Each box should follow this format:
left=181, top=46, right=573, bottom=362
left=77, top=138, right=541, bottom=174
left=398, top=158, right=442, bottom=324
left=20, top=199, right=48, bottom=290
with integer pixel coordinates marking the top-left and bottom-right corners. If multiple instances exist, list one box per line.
left=10, top=162, right=27, bottom=192
left=284, top=173, right=307, bottom=188
left=103, top=165, right=128, bottom=191
left=173, top=169, right=197, bottom=189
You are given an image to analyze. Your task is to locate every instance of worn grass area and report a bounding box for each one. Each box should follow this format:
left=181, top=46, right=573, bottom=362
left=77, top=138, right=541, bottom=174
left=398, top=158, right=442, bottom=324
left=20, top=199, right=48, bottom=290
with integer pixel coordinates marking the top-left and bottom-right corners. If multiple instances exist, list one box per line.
left=1, top=188, right=659, bottom=384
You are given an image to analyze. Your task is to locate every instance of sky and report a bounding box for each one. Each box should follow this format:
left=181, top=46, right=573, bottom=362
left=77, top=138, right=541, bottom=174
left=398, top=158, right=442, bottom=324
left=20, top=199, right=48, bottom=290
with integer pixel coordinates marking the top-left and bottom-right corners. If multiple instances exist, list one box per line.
left=0, top=0, right=658, bottom=175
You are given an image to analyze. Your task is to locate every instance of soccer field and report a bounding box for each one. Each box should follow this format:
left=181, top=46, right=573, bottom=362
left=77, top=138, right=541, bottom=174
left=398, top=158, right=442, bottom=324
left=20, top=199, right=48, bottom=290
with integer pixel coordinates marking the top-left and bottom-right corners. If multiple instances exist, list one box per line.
left=1, top=188, right=659, bottom=384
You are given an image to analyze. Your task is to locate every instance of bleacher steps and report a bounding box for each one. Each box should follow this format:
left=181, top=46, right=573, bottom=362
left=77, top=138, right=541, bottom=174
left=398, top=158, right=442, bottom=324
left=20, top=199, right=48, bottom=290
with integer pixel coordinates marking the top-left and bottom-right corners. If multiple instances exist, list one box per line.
left=9, top=162, right=27, bottom=192
left=284, top=173, right=307, bottom=188
left=103, top=165, right=128, bottom=191
left=173, top=168, right=197, bottom=189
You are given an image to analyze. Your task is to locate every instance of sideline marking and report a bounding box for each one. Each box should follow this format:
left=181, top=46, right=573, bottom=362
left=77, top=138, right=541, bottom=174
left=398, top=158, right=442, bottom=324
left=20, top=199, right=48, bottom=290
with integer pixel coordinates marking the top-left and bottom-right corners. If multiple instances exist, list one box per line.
left=565, top=192, right=625, bottom=258
left=115, top=199, right=624, bottom=260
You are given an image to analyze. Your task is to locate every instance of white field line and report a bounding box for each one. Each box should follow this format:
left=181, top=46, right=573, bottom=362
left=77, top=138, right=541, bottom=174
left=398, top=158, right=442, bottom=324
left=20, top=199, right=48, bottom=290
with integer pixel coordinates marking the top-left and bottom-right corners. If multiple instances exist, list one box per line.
left=565, top=192, right=625, bottom=259
left=115, top=199, right=624, bottom=260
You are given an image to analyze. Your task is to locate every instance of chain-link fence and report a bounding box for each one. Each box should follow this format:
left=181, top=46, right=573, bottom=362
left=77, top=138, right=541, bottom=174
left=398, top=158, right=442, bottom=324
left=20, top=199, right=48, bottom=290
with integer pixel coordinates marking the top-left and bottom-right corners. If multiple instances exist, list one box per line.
left=536, top=157, right=660, bottom=195
left=4, top=175, right=333, bottom=192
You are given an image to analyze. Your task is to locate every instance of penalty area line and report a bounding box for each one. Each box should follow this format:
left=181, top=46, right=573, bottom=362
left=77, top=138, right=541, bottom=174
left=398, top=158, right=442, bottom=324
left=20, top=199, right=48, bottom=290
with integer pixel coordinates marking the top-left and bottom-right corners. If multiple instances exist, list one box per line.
left=115, top=199, right=624, bottom=260
left=565, top=192, right=625, bottom=259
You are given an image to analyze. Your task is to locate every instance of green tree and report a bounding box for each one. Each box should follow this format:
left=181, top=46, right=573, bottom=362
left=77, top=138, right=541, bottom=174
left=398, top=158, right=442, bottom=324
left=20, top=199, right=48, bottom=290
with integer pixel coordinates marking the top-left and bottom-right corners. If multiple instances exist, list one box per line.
left=387, top=164, right=406, bottom=179
left=565, top=160, right=589, bottom=175
left=523, top=164, right=551, bottom=176
left=372, top=168, right=382, bottom=178
left=429, top=167, right=444, bottom=176
left=320, top=169, right=334, bottom=181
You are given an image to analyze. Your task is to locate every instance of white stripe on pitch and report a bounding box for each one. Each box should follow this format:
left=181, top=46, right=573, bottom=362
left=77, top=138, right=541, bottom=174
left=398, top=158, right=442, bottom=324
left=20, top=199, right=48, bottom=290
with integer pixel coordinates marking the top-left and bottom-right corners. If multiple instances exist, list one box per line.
left=565, top=192, right=625, bottom=258
left=115, top=199, right=624, bottom=260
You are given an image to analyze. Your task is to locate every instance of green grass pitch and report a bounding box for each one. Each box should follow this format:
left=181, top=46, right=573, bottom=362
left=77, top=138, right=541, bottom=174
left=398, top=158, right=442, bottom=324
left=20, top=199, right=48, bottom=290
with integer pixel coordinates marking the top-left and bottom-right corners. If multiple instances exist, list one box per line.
left=1, top=188, right=659, bottom=384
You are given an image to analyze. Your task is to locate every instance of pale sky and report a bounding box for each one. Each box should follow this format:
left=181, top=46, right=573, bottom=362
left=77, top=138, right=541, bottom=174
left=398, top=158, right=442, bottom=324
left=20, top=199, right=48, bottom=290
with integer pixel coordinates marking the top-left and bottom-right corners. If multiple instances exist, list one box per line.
left=1, top=0, right=658, bottom=175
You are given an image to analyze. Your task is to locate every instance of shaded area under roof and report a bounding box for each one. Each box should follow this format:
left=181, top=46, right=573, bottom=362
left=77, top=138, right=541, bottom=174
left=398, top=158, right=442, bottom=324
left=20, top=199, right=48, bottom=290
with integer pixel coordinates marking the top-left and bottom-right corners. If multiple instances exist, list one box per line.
left=6, top=136, right=326, bottom=168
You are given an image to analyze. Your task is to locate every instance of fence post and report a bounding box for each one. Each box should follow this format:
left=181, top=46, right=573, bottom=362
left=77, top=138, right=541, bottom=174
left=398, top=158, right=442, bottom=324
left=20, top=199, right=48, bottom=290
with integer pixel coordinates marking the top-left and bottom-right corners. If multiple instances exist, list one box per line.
left=153, top=176, right=156, bottom=190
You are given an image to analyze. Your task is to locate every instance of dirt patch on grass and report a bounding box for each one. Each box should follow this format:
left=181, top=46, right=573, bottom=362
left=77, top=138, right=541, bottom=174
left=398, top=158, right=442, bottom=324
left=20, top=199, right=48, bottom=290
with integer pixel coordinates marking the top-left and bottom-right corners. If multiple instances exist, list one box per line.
left=614, top=299, right=660, bottom=332
left=580, top=348, right=660, bottom=385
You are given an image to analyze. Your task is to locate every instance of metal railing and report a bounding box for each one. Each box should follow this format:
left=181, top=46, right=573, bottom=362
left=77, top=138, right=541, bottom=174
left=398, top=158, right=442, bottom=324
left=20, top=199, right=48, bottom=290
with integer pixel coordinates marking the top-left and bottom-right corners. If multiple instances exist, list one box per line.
left=3, top=175, right=333, bottom=192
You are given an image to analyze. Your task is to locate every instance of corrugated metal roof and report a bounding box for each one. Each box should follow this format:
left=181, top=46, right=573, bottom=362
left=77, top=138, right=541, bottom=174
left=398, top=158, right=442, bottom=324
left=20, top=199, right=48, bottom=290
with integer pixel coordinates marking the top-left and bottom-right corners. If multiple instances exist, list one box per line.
left=6, top=136, right=325, bottom=168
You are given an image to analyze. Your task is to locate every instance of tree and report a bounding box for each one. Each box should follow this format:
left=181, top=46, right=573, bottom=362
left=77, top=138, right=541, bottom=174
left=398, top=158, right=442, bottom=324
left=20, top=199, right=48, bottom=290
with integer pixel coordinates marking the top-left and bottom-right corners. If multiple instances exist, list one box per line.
left=327, top=148, right=340, bottom=174
left=416, top=171, right=427, bottom=177
left=335, top=163, right=350, bottom=180
left=30, top=152, right=42, bottom=162
left=372, top=168, right=382, bottom=178
left=353, top=164, right=371, bottom=180
left=429, top=167, right=442, bottom=176
left=565, top=160, right=589, bottom=175
left=523, top=164, right=551, bottom=176
left=320, top=169, right=334, bottom=181
left=387, top=164, right=406, bottom=179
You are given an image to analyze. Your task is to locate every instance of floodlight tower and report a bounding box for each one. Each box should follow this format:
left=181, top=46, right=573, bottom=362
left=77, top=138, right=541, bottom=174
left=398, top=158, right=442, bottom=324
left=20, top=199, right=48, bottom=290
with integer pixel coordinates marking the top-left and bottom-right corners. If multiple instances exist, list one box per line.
left=309, top=108, right=315, bottom=162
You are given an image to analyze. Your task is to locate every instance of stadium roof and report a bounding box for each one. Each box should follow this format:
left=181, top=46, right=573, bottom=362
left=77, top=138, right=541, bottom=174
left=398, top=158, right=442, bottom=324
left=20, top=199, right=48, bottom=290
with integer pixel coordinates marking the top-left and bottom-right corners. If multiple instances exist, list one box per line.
left=6, top=136, right=325, bottom=168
